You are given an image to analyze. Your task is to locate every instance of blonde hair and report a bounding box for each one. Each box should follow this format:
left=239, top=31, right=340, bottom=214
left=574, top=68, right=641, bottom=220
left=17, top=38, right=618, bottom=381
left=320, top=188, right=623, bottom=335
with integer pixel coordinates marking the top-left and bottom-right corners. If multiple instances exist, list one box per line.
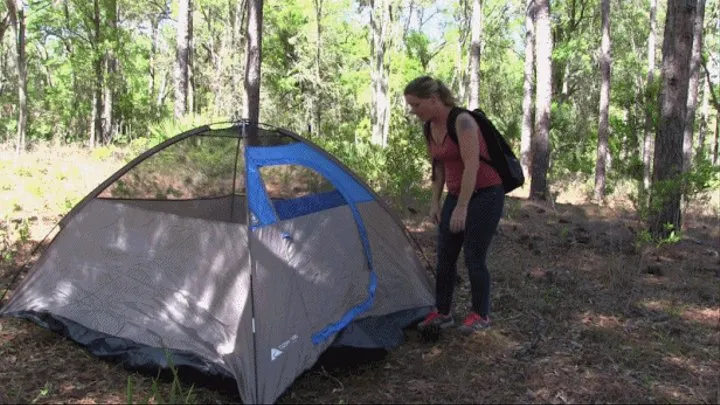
left=403, top=76, right=457, bottom=107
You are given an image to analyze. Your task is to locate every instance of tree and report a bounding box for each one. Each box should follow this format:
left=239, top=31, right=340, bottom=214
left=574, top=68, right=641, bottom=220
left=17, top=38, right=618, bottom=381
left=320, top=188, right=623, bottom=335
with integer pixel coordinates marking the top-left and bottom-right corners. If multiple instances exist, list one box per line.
left=530, top=0, right=552, bottom=200
left=649, top=0, right=696, bottom=239
left=174, top=0, right=192, bottom=119
left=593, top=0, right=611, bottom=201
left=243, top=0, right=263, bottom=126
left=310, top=0, right=323, bottom=137
left=5, top=0, right=26, bottom=154
left=468, top=0, right=483, bottom=110
left=521, top=0, right=535, bottom=182
left=642, top=0, right=658, bottom=191
left=370, top=0, right=392, bottom=146
left=682, top=0, right=706, bottom=173
left=702, top=57, right=720, bottom=165
left=102, top=0, right=119, bottom=144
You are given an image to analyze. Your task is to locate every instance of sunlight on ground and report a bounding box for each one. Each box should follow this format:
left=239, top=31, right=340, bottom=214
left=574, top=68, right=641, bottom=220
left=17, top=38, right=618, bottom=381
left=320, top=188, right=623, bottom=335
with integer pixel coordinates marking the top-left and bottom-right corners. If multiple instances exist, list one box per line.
left=681, top=306, right=720, bottom=327
left=579, top=312, right=623, bottom=329
left=641, top=299, right=672, bottom=312
left=1, top=145, right=125, bottom=221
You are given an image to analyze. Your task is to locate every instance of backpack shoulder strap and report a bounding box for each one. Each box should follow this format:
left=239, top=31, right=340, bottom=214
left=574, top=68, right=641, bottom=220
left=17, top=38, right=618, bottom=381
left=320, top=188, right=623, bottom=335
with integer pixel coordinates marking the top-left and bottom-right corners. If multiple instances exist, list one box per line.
left=445, top=107, right=464, bottom=144
left=446, top=107, right=495, bottom=167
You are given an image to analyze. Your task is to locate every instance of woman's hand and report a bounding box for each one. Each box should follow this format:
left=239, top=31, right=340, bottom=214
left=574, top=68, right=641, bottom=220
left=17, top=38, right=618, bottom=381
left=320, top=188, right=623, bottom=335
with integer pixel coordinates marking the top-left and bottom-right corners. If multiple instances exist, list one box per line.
left=449, top=204, right=468, bottom=233
left=429, top=203, right=441, bottom=224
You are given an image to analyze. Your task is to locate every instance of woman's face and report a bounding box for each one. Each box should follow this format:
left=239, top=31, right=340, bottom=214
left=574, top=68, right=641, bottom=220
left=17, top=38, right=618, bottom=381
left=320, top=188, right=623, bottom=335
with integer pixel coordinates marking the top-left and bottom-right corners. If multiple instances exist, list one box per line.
left=404, top=94, right=437, bottom=122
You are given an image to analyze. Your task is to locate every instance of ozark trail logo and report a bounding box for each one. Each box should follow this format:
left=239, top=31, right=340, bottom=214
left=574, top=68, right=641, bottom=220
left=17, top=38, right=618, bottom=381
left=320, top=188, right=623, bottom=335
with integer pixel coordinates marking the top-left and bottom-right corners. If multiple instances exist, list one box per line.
left=271, top=334, right=299, bottom=362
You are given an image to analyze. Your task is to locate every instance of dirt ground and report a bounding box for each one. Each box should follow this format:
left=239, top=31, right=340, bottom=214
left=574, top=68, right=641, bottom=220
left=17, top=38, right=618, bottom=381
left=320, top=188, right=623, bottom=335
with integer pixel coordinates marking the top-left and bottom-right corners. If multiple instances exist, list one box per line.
left=1, top=194, right=718, bottom=404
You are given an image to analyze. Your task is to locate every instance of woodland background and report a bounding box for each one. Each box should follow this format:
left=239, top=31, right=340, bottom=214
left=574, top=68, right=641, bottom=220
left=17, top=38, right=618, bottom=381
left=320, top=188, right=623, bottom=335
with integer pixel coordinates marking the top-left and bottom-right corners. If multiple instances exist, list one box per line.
left=0, top=0, right=718, bottom=235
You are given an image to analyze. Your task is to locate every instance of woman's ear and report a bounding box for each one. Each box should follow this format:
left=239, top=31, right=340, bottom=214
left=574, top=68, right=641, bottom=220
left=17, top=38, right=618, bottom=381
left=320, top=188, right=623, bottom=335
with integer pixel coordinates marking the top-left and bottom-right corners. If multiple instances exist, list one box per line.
left=429, top=94, right=442, bottom=107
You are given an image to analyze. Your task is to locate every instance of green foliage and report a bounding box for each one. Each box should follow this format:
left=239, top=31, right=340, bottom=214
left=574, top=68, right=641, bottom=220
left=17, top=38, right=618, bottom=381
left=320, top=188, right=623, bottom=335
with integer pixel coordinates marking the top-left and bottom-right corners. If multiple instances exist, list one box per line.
left=313, top=109, right=428, bottom=206
left=31, top=382, right=52, bottom=404
left=550, top=102, right=596, bottom=179
left=0, top=0, right=718, bottom=212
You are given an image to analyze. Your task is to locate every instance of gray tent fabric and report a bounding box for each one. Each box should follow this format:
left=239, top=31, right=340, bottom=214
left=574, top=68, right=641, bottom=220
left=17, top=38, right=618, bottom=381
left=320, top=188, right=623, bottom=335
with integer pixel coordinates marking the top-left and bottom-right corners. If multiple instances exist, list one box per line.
left=0, top=123, right=434, bottom=404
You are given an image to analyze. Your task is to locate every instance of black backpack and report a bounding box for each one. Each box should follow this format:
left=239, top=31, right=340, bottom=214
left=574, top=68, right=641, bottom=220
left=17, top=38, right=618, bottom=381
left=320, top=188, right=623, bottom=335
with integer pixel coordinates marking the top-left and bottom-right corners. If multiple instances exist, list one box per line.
left=424, top=107, right=524, bottom=194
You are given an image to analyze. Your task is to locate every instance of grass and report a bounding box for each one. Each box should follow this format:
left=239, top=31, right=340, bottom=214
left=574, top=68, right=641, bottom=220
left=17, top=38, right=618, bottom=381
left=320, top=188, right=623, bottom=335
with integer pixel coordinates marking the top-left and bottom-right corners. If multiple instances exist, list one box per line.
left=1, top=143, right=719, bottom=404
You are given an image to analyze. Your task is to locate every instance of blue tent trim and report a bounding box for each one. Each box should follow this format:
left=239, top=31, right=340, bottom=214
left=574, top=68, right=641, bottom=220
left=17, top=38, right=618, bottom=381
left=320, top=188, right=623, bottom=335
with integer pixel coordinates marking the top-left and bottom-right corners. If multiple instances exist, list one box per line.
left=245, top=143, right=373, bottom=227
left=244, top=143, right=378, bottom=345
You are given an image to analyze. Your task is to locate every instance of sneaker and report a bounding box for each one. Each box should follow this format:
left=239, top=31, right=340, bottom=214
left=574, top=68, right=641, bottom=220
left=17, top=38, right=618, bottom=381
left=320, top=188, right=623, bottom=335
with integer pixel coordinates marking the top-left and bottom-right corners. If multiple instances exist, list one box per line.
left=458, top=312, right=491, bottom=334
left=417, top=310, right=455, bottom=330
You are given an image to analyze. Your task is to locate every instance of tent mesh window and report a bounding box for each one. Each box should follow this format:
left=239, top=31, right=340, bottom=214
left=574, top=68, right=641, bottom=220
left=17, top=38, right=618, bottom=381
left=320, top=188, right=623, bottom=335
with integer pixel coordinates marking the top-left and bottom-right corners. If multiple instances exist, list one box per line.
left=96, top=129, right=247, bottom=223
left=259, top=165, right=346, bottom=221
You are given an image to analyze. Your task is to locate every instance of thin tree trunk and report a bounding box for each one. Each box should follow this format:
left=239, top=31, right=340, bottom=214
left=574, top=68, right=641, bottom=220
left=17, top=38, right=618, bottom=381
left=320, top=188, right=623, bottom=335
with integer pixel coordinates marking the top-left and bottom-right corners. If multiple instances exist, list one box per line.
left=91, top=0, right=103, bottom=148
left=649, top=0, right=696, bottom=239
left=714, top=113, right=719, bottom=165
left=682, top=0, right=705, bottom=172
left=521, top=0, right=535, bottom=182
left=370, top=0, right=391, bottom=146
left=233, top=0, right=247, bottom=119
left=243, top=0, right=263, bottom=127
left=701, top=56, right=719, bottom=165
left=468, top=0, right=482, bottom=110
left=697, top=66, right=710, bottom=155
left=157, top=71, right=169, bottom=108
left=312, top=0, right=323, bottom=137
left=174, top=0, right=191, bottom=119
left=102, top=0, right=118, bottom=144
left=594, top=0, right=611, bottom=201
left=187, top=4, right=195, bottom=114
left=530, top=0, right=552, bottom=201
left=5, top=0, right=27, bottom=153
left=643, top=0, right=658, bottom=190
left=149, top=17, right=158, bottom=107
left=212, top=17, right=224, bottom=116
left=454, top=32, right=467, bottom=105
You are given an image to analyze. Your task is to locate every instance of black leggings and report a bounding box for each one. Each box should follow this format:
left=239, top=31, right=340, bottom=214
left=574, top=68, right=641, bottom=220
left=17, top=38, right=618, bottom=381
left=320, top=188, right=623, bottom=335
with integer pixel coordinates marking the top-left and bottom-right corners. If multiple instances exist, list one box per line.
left=435, top=186, right=504, bottom=317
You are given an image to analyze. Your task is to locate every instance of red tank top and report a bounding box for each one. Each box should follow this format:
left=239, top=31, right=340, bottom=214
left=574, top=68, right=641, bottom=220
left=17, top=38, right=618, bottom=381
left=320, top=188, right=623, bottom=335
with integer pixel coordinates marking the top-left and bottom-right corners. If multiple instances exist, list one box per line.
left=428, top=126, right=502, bottom=196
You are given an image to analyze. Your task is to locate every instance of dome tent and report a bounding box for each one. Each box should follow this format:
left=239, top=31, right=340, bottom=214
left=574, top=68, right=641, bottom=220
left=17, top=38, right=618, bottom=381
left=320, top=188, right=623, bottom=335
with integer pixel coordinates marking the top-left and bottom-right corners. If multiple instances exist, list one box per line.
left=0, top=122, right=434, bottom=404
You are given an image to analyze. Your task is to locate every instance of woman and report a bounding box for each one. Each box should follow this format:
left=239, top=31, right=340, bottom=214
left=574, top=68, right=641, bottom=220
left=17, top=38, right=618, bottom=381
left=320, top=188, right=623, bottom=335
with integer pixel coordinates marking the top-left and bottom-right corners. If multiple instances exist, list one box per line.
left=404, top=76, right=505, bottom=334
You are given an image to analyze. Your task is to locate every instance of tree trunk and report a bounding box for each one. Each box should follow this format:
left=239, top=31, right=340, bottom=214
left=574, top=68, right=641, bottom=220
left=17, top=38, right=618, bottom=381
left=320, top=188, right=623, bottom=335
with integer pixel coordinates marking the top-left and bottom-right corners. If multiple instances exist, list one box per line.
left=174, top=0, right=191, bottom=119
left=243, top=0, right=263, bottom=127
left=714, top=113, right=719, bottom=165
left=642, top=0, right=658, bottom=191
left=102, top=0, right=118, bottom=144
left=701, top=56, right=719, bottom=165
left=233, top=0, right=247, bottom=119
left=91, top=0, right=103, bottom=148
left=311, top=0, right=323, bottom=137
left=594, top=0, right=611, bottom=201
left=187, top=4, right=195, bottom=114
left=521, top=0, right=535, bottom=182
left=530, top=0, right=552, bottom=201
left=697, top=65, right=710, bottom=155
left=5, top=0, right=27, bottom=154
left=370, top=0, right=391, bottom=147
left=649, top=0, right=696, bottom=239
left=149, top=17, right=159, bottom=110
left=468, top=0, right=483, bottom=110
left=453, top=32, right=467, bottom=106
left=682, top=0, right=705, bottom=172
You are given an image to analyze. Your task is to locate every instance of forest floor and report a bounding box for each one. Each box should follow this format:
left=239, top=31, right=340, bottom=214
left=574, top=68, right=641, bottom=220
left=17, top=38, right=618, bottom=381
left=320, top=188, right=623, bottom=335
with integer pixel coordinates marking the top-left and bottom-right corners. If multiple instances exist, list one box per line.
left=0, top=146, right=719, bottom=404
